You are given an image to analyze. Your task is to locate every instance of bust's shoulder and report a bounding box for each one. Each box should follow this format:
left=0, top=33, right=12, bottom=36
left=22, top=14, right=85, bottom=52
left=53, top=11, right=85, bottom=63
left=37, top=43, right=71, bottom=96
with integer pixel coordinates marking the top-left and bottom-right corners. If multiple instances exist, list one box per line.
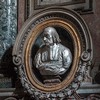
left=59, top=44, right=72, bottom=54
left=58, top=44, right=70, bottom=51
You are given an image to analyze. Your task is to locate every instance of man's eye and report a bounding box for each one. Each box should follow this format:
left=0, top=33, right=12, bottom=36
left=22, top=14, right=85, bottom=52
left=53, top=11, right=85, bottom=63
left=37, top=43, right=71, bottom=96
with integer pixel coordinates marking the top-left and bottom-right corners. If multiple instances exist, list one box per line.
left=44, top=35, right=49, bottom=39
left=47, top=36, right=50, bottom=38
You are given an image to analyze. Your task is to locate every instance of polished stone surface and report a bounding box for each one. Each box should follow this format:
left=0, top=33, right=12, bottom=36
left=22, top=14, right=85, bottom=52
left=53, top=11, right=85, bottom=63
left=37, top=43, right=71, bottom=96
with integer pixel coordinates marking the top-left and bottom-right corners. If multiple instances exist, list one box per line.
left=0, top=0, right=17, bottom=59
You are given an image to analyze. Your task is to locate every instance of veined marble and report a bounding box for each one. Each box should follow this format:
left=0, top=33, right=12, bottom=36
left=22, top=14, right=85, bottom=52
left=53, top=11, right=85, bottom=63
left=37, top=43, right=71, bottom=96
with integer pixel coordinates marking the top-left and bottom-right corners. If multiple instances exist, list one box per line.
left=0, top=0, right=17, bottom=59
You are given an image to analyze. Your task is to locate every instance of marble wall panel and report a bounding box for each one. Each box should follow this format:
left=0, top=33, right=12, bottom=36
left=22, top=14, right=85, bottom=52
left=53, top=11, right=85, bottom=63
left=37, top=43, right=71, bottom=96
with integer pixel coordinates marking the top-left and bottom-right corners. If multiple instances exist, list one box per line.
left=0, top=0, right=17, bottom=59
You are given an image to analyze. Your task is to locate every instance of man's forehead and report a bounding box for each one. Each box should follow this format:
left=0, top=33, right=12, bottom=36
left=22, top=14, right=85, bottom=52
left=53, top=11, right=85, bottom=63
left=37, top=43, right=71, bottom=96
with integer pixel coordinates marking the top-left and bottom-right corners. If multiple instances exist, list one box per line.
left=43, top=32, right=52, bottom=37
left=44, top=29, right=52, bottom=34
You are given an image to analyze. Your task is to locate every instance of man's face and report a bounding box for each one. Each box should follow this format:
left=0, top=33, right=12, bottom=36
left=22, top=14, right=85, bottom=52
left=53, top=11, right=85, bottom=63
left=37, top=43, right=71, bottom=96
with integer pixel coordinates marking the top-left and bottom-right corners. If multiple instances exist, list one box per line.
left=43, top=32, right=53, bottom=45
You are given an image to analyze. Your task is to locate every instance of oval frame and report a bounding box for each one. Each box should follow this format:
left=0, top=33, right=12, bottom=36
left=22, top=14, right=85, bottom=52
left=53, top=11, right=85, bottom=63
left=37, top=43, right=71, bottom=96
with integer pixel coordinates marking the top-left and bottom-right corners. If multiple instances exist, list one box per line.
left=25, top=19, right=81, bottom=92
left=13, top=7, right=93, bottom=99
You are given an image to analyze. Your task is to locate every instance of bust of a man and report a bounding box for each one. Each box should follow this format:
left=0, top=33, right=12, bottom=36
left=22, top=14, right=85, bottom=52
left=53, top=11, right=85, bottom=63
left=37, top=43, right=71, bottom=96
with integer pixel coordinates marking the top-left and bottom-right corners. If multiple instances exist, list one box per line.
left=34, top=27, right=72, bottom=75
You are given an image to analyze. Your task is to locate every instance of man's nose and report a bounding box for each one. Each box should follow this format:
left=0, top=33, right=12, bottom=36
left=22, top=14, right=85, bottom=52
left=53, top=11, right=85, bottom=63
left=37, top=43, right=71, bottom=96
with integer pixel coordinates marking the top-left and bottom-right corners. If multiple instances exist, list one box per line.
left=43, top=37, right=46, bottom=41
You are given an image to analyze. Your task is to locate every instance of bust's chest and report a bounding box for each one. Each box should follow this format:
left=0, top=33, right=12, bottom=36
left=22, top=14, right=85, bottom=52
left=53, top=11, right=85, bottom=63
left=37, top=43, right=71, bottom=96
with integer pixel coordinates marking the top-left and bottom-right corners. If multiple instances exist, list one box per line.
left=41, top=45, right=62, bottom=62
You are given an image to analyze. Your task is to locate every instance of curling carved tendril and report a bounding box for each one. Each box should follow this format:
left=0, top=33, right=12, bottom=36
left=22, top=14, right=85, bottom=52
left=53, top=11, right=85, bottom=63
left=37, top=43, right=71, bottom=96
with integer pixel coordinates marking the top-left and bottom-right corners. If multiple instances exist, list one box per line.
left=13, top=55, right=22, bottom=66
left=81, top=51, right=91, bottom=62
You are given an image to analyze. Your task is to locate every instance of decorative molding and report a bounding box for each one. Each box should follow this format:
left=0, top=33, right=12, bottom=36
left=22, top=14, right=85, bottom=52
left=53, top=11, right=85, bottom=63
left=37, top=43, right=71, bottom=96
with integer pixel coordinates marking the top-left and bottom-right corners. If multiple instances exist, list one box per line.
left=4, top=97, right=17, bottom=100
left=27, top=0, right=94, bottom=18
left=34, top=0, right=85, bottom=9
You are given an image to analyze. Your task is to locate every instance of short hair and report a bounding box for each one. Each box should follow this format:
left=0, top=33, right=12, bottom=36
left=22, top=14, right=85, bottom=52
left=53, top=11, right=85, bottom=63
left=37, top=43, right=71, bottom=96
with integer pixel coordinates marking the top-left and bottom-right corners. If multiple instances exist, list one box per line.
left=43, top=27, right=61, bottom=43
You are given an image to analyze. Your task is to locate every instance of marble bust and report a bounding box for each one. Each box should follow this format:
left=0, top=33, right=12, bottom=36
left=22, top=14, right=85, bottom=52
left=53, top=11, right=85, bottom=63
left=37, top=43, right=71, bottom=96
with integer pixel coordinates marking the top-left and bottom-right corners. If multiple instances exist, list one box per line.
left=34, top=27, right=72, bottom=75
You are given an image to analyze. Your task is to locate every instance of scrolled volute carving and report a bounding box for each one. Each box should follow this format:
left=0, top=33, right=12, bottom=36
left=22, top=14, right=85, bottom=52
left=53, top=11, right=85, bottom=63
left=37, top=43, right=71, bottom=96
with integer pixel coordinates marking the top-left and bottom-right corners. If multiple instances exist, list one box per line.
left=13, top=55, right=22, bottom=66
left=81, top=50, right=91, bottom=62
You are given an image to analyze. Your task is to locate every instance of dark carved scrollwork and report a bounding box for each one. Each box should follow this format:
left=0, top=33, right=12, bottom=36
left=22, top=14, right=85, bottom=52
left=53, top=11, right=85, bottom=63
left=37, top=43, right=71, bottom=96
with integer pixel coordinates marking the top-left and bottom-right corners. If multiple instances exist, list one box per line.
left=13, top=7, right=93, bottom=99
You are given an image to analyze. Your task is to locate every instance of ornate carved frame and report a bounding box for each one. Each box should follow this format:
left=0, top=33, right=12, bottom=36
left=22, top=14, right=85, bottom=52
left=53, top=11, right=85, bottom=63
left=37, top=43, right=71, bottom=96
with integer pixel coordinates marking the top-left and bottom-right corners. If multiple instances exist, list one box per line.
left=13, top=7, right=93, bottom=99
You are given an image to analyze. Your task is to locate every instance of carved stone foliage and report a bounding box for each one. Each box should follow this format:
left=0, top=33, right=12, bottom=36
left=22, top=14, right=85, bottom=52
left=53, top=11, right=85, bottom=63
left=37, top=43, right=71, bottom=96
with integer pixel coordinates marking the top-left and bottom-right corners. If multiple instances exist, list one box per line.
left=13, top=7, right=93, bottom=99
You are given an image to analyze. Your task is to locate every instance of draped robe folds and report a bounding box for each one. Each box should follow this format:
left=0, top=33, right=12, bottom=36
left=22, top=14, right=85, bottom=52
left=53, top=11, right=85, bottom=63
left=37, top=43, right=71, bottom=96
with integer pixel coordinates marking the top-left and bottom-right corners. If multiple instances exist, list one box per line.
left=34, top=43, right=72, bottom=75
